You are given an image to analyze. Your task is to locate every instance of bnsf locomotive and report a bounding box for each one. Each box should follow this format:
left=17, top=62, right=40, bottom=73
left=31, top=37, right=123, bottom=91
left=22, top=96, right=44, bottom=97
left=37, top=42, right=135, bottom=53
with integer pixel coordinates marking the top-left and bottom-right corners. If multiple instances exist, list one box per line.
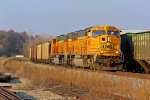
left=30, top=25, right=123, bottom=70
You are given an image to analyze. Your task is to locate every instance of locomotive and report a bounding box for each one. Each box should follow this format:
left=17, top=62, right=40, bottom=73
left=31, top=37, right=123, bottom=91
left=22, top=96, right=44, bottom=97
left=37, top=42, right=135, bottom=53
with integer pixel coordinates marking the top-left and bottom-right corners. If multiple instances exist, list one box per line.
left=30, top=25, right=123, bottom=71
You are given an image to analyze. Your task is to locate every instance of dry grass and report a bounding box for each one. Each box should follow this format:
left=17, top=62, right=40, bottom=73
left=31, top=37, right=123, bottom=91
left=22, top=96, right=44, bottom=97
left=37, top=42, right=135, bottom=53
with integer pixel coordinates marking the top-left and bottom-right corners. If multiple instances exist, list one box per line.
left=1, top=59, right=150, bottom=99
left=0, top=57, right=8, bottom=71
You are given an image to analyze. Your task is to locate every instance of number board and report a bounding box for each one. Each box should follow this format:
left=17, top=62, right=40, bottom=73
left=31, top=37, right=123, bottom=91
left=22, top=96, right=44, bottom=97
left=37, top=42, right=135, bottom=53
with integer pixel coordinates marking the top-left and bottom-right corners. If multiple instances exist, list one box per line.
left=102, top=43, right=116, bottom=50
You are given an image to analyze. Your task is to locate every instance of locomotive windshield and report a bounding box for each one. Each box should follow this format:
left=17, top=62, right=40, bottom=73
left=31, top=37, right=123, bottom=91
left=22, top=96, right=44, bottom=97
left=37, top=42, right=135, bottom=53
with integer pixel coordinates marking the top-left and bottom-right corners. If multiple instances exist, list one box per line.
left=108, top=31, right=119, bottom=37
left=92, top=30, right=106, bottom=37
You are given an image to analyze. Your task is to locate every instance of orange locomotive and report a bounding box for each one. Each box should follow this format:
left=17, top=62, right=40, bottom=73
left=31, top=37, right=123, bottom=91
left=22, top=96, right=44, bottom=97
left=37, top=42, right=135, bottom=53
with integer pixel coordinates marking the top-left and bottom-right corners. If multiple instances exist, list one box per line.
left=30, top=25, right=123, bottom=70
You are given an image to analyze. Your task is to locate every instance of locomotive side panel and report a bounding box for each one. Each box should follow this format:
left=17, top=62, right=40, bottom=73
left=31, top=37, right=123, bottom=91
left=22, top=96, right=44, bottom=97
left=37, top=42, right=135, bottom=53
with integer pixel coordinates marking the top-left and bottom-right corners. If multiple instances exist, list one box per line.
left=51, top=38, right=58, bottom=55
left=67, top=39, right=72, bottom=54
left=77, top=37, right=87, bottom=55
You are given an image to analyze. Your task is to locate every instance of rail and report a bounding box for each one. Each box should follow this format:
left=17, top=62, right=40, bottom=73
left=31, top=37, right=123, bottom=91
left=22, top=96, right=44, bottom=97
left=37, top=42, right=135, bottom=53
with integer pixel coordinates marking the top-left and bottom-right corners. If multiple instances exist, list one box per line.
left=0, top=87, right=22, bottom=100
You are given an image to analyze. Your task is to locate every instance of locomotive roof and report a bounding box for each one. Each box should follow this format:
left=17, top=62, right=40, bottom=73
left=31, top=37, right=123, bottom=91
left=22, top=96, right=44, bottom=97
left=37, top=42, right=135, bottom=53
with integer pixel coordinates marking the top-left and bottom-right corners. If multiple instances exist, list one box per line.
left=56, top=25, right=121, bottom=38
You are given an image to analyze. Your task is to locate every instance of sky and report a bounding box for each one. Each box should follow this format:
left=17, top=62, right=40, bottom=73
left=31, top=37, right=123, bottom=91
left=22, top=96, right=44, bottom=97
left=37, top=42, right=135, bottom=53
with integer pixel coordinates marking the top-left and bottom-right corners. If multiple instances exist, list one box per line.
left=0, top=0, right=150, bottom=36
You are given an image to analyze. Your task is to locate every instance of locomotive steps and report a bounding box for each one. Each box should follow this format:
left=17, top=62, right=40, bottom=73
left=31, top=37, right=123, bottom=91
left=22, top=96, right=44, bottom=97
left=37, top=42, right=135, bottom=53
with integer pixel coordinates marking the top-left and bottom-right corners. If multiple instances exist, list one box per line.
left=1, top=58, right=150, bottom=99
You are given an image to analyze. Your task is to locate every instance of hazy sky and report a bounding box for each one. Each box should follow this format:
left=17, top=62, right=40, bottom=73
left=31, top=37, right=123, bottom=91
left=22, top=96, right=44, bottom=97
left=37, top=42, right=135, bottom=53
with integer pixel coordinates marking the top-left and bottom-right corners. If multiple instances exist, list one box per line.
left=0, top=0, right=150, bottom=36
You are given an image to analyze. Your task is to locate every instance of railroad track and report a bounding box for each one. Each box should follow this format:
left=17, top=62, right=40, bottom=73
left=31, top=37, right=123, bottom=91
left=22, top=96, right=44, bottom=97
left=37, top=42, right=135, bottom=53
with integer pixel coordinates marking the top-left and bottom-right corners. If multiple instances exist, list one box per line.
left=50, top=85, right=88, bottom=99
left=35, top=62, right=150, bottom=79
left=48, top=84, right=131, bottom=100
left=0, top=87, right=22, bottom=100
left=0, top=72, right=11, bottom=82
left=17, top=59, right=150, bottom=79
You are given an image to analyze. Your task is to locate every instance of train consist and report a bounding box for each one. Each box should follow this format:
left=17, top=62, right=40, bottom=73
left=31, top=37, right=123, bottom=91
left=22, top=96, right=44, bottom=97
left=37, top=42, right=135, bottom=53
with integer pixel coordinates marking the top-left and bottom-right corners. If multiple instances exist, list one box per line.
left=29, top=25, right=150, bottom=73
left=30, top=25, right=123, bottom=71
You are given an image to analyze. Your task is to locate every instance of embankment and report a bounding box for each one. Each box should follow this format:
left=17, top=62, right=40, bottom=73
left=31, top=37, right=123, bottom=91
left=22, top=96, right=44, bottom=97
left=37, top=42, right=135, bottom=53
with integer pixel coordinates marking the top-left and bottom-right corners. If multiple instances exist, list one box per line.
left=1, top=59, right=150, bottom=99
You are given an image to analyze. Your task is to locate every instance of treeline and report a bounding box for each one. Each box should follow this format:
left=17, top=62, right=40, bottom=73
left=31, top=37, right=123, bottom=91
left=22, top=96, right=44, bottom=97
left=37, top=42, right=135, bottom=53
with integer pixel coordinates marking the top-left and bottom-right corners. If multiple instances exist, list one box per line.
left=0, top=30, right=27, bottom=57
left=0, top=30, right=50, bottom=57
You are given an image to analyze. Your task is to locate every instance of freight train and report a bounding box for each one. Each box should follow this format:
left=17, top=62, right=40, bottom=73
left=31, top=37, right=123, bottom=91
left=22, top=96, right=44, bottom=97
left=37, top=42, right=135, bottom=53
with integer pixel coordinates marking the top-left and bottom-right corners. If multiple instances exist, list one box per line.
left=29, top=25, right=150, bottom=73
left=30, top=25, right=123, bottom=71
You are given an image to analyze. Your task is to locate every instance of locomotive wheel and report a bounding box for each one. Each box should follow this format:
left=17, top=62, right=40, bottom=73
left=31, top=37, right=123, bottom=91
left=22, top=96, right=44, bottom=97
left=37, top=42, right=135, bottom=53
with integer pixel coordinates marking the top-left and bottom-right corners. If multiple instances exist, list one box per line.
left=93, top=62, right=103, bottom=70
left=90, top=66, right=94, bottom=70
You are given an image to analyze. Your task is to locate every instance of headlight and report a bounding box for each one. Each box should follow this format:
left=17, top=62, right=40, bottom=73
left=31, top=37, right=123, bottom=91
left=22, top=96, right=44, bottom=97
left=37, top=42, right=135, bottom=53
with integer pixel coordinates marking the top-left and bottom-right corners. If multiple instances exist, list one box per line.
left=116, top=51, right=119, bottom=53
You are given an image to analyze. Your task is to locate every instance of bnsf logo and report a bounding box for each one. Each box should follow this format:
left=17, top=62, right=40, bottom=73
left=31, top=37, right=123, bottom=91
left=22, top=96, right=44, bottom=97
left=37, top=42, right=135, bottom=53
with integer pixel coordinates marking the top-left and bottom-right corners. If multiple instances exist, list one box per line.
left=102, top=44, right=115, bottom=49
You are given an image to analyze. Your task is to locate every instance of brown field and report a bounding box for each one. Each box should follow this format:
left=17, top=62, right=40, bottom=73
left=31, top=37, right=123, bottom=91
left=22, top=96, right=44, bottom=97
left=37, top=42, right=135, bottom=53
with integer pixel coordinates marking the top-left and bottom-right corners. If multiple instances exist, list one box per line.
left=0, top=58, right=150, bottom=100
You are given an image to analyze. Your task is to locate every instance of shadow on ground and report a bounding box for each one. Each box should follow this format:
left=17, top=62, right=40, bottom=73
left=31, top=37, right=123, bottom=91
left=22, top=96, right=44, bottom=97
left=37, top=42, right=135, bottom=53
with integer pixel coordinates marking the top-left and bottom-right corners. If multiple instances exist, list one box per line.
left=16, top=92, right=37, bottom=100
left=7, top=78, right=22, bottom=84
